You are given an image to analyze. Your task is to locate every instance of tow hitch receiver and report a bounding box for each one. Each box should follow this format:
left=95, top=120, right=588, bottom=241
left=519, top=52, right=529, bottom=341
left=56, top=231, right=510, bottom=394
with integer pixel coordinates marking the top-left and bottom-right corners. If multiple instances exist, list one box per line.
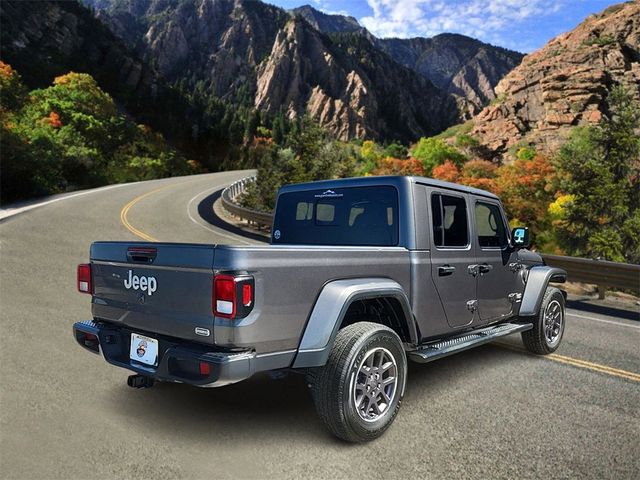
left=127, top=374, right=155, bottom=389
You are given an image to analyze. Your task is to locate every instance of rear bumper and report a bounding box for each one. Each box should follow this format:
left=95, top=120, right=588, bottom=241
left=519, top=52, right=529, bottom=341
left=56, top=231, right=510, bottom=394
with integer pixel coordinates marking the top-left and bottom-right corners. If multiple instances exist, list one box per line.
left=73, top=320, right=255, bottom=387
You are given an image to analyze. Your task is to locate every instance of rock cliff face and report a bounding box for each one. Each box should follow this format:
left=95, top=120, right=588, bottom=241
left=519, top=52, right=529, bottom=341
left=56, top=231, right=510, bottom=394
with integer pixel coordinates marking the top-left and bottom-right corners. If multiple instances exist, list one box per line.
left=255, top=18, right=457, bottom=141
left=255, top=19, right=373, bottom=139
left=86, top=0, right=289, bottom=99
left=470, top=2, right=640, bottom=159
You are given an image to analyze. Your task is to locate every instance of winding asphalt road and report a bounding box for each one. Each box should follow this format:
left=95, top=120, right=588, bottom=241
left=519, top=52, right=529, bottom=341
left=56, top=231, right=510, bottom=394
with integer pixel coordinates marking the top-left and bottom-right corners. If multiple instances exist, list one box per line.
left=1, top=172, right=639, bottom=479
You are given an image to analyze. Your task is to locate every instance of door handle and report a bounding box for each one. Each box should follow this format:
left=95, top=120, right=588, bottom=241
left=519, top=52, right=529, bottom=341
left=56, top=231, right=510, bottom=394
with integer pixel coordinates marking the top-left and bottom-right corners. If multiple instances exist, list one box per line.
left=438, top=265, right=456, bottom=276
left=479, top=263, right=493, bottom=274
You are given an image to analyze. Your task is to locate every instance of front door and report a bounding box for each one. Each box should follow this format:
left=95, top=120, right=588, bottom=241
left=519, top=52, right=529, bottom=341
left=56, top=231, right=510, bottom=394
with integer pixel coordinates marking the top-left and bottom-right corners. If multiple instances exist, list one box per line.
left=429, top=191, right=477, bottom=328
left=473, top=199, right=523, bottom=323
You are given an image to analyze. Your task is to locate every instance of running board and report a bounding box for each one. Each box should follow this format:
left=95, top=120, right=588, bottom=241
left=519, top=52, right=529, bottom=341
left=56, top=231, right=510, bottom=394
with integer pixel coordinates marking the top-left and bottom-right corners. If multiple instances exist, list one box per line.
left=408, top=322, right=533, bottom=364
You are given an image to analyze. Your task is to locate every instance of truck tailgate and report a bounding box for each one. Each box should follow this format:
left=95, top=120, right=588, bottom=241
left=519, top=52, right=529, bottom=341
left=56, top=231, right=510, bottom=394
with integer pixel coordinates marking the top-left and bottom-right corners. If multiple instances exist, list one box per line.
left=90, top=242, right=216, bottom=344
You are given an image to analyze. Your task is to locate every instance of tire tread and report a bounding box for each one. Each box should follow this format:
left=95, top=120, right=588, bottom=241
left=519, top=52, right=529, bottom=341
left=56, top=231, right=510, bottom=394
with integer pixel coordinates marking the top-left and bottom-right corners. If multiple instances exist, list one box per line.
left=308, top=322, right=404, bottom=442
left=521, top=287, right=565, bottom=355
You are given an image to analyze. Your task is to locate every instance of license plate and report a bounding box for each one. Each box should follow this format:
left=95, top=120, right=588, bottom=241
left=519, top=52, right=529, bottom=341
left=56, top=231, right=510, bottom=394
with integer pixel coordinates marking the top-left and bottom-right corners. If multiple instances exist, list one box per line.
left=129, top=333, right=158, bottom=366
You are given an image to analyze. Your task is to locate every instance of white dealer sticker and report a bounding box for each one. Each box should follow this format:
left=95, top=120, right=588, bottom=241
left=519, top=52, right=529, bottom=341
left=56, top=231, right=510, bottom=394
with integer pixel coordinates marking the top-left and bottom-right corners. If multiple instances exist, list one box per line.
left=314, top=189, right=343, bottom=198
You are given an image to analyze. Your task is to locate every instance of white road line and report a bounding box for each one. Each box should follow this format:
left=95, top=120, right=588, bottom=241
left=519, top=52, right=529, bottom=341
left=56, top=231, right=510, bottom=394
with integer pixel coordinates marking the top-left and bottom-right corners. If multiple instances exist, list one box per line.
left=186, top=184, right=253, bottom=245
left=567, top=312, right=640, bottom=330
left=0, top=183, right=132, bottom=221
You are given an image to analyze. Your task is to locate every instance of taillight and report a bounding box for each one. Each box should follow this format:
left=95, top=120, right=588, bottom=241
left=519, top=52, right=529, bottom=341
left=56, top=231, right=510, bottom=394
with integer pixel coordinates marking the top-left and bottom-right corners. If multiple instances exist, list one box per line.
left=213, top=274, right=254, bottom=319
left=77, top=263, right=92, bottom=294
left=214, top=275, right=236, bottom=318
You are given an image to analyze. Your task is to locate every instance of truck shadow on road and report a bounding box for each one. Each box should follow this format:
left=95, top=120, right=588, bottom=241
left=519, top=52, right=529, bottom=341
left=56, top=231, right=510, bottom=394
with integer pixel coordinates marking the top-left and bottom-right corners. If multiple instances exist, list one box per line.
left=102, top=342, right=525, bottom=444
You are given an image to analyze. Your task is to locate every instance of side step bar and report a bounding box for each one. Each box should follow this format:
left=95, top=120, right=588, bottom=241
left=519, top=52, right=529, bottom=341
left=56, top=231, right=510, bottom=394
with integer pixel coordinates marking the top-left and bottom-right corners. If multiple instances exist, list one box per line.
left=408, top=322, right=533, bottom=364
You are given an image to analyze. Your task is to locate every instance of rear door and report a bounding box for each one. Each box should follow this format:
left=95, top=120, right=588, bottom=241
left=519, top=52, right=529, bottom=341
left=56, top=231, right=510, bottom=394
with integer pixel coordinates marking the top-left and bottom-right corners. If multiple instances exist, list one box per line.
left=428, top=190, right=477, bottom=328
left=472, top=198, right=523, bottom=323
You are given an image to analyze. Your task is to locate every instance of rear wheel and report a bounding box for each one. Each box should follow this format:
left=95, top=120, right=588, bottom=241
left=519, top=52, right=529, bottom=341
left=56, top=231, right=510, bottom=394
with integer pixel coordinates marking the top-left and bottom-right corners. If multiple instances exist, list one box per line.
left=308, top=322, right=407, bottom=442
left=521, top=287, right=565, bottom=354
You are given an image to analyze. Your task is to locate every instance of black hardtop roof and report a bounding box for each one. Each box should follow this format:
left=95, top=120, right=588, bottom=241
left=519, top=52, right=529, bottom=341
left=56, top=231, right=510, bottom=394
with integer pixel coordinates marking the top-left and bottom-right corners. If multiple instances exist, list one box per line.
left=278, top=175, right=500, bottom=201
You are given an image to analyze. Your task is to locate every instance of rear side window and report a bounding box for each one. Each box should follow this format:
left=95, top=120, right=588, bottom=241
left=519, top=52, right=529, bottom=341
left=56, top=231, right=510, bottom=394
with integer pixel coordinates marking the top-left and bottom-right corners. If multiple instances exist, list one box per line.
left=273, top=186, right=399, bottom=246
left=475, top=202, right=508, bottom=248
left=431, top=193, right=469, bottom=247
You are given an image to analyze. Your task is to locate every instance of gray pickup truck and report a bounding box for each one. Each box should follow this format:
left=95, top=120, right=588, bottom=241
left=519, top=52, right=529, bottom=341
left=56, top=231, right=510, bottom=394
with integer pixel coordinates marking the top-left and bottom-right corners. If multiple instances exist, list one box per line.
left=74, top=176, right=567, bottom=442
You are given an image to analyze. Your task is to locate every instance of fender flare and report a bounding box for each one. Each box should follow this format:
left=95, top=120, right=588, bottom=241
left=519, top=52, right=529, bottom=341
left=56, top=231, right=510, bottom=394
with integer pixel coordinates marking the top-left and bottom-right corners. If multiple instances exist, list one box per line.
left=292, top=278, right=416, bottom=368
left=519, top=266, right=567, bottom=317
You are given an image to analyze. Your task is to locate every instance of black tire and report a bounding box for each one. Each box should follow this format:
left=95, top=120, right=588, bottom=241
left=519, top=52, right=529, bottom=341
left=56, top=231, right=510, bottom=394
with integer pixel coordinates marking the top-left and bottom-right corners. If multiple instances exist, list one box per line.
left=521, top=287, right=566, bottom=355
left=308, top=322, right=407, bottom=443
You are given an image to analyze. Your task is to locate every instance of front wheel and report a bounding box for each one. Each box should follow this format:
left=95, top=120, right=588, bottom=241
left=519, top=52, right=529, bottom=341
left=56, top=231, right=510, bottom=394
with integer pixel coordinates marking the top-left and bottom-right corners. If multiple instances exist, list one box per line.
left=521, top=287, right=566, bottom=354
left=308, top=322, right=407, bottom=442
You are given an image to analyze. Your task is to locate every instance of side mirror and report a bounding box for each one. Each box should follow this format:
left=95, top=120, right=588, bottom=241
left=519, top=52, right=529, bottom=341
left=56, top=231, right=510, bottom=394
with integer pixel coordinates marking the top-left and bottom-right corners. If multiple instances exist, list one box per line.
left=511, top=227, right=530, bottom=249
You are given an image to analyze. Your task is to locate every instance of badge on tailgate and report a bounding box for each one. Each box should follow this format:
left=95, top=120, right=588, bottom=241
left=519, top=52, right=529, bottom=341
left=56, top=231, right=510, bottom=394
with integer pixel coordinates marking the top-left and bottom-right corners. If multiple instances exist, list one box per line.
left=123, top=270, right=157, bottom=296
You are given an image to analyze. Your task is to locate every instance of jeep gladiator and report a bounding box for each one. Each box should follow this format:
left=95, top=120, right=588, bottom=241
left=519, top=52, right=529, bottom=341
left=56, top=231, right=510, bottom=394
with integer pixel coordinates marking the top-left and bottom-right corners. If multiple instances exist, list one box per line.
left=74, top=176, right=567, bottom=442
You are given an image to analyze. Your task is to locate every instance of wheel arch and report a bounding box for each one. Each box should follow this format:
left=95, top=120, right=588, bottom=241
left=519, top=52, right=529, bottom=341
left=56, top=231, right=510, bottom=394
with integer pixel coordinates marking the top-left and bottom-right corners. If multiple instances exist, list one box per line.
left=292, top=278, right=417, bottom=368
left=519, top=266, right=567, bottom=317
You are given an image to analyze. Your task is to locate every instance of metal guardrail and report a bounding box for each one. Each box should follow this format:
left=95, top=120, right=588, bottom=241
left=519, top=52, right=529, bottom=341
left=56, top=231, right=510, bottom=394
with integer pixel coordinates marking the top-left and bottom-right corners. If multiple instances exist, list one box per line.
left=542, top=254, right=640, bottom=296
left=221, top=176, right=274, bottom=228
left=221, top=176, right=640, bottom=295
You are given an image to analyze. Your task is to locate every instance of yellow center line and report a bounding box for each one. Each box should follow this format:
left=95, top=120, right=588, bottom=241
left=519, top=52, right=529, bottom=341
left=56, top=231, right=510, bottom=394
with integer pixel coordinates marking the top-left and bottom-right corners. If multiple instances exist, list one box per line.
left=120, top=183, right=179, bottom=242
left=495, top=342, right=640, bottom=383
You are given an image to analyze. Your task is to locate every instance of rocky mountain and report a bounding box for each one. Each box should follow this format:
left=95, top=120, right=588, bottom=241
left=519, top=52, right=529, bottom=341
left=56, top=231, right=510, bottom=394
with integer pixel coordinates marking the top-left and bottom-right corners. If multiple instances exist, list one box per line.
left=469, top=1, right=640, bottom=159
left=85, top=0, right=289, bottom=99
left=377, top=35, right=523, bottom=116
left=83, top=0, right=458, bottom=141
left=255, top=18, right=457, bottom=140
left=292, top=5, right=523, bottom=115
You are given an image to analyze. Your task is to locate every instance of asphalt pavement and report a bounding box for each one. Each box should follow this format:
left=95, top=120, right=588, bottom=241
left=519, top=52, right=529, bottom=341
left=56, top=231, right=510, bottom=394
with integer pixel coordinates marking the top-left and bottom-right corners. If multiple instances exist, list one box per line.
left=1, top=172, right=638, bottom=479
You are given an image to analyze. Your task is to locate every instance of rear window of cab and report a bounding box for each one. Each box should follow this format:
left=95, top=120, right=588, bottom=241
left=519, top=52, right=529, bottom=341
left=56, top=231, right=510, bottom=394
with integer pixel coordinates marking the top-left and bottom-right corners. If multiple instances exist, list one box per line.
left=272, top=186, right=399, bottom=246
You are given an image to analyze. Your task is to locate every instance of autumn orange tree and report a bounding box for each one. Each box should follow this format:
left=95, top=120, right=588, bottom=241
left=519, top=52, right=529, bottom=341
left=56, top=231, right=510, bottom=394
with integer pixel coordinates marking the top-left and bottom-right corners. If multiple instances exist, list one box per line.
left=432, top=160, right=461, bottom=183
left=371, top=157, right=425, bottom=176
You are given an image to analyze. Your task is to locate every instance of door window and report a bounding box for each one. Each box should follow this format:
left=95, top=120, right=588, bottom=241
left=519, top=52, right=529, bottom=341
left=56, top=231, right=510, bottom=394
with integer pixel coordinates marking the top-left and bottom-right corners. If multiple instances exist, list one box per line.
left=475, top=202, right=508, bottom=248
left=431, top=193, right=469, bottom=247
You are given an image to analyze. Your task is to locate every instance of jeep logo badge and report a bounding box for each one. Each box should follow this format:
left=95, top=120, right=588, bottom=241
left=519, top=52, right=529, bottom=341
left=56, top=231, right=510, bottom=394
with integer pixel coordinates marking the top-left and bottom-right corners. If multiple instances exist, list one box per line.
left=124, top=270, right=157, bottom=296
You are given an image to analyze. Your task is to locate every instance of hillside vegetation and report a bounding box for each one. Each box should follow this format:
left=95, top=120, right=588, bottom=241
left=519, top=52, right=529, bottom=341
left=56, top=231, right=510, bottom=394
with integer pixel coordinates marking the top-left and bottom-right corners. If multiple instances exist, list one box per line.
left=0, top=63, right=197, bottom=202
